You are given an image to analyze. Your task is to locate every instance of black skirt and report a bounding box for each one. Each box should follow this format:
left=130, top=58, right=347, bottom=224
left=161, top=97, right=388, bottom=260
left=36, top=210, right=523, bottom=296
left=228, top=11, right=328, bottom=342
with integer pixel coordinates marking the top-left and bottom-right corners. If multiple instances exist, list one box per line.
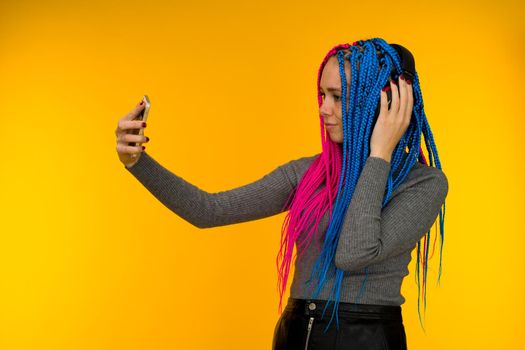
left=272, top=297, right=408, bottom=350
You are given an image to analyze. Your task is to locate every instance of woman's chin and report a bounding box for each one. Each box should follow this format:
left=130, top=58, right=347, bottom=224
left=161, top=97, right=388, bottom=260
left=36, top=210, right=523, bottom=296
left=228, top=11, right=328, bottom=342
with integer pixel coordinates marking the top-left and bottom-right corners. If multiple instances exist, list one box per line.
left=328, top=133, right=343, bottom=144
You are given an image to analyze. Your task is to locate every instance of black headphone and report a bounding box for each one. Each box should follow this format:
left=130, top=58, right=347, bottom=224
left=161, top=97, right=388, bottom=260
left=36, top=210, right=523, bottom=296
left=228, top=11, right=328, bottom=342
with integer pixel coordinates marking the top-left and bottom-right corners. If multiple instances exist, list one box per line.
left=389, top=44, right=416, bottom=82
left=373, top=43, right=416, bottom=119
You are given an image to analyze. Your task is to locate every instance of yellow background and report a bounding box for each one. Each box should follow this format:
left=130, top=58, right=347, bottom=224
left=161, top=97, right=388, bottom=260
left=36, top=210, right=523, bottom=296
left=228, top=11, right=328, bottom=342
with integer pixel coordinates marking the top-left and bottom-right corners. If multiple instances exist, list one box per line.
left=1, top=0, right=523, bottom=349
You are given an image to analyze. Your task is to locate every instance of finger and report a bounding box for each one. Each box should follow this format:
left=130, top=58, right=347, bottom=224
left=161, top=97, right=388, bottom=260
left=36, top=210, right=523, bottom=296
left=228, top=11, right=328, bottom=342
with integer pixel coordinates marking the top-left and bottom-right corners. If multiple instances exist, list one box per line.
left=118, top=119, right=147, bottom=132
left=122, top=99, right=146, bottom=121
left=116, top=142, right=145, bottom=155
left=398, top=75, right=408, bottom=119
left=390, top=78, right=399, bottom=115
left=118, top=133, right=149, bottom=144
left=406, top=80, right=414, bottom=124
left=379, top=87, right=388, bottom=116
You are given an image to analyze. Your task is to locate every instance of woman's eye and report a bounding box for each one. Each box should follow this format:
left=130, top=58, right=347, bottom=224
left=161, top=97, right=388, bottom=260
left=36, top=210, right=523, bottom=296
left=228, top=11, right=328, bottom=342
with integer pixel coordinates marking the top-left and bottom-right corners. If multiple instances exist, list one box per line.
left=320, top=93, right=340, bottom=102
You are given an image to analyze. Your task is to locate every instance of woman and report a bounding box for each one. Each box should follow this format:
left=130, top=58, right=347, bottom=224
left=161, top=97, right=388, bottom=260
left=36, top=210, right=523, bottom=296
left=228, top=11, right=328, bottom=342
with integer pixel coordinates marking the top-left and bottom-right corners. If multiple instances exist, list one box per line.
left=114, top=37, right=448, bottom=349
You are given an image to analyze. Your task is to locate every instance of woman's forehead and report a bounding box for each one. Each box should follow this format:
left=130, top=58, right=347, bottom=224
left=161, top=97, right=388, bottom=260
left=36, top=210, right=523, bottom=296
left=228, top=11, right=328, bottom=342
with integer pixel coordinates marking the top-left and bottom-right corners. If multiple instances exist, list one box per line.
left=321, top=56, right=350, bottom=84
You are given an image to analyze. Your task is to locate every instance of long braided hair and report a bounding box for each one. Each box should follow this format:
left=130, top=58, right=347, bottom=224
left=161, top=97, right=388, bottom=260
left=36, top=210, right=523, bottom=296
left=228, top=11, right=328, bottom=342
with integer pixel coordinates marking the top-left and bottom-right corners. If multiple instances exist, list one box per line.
left=276, top=37, right=446, bottom=332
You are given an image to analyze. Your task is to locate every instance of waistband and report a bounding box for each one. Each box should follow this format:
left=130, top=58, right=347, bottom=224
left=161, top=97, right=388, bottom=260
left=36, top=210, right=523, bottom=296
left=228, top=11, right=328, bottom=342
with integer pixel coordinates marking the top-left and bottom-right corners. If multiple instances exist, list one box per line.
left=284, top=297, right=403, bottom=321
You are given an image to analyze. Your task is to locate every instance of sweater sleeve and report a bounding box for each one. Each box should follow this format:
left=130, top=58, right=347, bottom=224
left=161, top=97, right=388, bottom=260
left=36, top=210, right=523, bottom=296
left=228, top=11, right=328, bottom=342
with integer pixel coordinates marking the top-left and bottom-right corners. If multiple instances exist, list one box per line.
left=334, top=156, right=449, bottom=271
left=124, top=151, right=315, bottom=229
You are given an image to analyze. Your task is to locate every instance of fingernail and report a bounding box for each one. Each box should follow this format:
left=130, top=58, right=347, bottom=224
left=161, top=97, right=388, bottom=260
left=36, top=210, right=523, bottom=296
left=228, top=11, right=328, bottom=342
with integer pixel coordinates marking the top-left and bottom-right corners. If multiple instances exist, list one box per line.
left=142, top=122, right=147, bottom=127
left=142, top=146, right=145, bottom=150
left=382, top=86, right=391, bottom=92
left=400, top=74, right=405, bottom=80
left=406, top=79, right=412, bottom=85
left=139, top=100, right=144, bottom=105
left=146, top=136, right=150, bottom=141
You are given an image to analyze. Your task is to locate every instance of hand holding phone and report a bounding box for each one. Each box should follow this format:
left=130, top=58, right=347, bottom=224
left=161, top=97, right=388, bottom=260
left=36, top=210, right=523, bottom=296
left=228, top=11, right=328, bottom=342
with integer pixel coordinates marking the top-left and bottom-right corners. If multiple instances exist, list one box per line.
left=128, top=95, right=151, bottom=147
left=115, top=95, right=151, bottom=168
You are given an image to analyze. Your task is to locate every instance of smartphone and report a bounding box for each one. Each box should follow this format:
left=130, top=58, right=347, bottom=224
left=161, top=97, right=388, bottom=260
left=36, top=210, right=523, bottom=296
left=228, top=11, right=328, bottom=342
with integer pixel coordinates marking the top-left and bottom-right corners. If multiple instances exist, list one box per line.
left=128, top=95, right=151, bottom=147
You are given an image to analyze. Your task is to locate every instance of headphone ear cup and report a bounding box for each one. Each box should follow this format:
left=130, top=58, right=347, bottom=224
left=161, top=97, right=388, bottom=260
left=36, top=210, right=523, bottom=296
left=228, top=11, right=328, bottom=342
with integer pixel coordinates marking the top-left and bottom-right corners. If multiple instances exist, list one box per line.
left=389, top=43, right=416, bottom=81
left=373, top=43, right=413, bottom=127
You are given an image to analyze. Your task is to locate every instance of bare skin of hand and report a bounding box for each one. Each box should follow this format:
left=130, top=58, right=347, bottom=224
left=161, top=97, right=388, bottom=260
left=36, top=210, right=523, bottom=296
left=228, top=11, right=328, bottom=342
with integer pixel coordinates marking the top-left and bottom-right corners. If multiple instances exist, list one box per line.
left=369, top=75, right=414, bottom=163
left=115, top=100, right=150, bottom=168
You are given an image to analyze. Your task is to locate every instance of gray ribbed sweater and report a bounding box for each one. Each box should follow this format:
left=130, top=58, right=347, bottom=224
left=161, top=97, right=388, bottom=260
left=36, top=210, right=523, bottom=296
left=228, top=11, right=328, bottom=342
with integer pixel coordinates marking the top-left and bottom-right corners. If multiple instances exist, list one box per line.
left=124, top=151, right=448, bottom=306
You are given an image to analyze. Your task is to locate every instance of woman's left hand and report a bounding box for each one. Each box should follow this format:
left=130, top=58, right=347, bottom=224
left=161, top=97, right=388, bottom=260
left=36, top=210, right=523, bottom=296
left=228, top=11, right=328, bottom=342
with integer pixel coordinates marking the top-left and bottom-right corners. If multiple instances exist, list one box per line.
left=369, top=75, right=413, bottom=163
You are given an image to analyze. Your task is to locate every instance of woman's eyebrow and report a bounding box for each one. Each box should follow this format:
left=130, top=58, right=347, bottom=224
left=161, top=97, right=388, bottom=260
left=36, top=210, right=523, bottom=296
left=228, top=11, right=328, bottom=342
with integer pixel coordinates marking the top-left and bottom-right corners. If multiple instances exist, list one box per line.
left=320, top=87, right=341, bottom=92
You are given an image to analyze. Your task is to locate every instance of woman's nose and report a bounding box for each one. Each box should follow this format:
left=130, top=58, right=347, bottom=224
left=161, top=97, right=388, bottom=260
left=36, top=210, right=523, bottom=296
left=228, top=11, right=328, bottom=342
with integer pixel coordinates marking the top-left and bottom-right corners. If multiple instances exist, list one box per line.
left=320, top=101, right=332, bottom=116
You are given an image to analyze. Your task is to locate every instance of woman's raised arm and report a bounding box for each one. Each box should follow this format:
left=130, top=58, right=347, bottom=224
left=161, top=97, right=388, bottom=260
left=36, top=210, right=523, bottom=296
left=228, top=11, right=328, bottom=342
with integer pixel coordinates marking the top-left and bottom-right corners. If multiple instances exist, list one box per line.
left=125, top=152, right=318, bottom=228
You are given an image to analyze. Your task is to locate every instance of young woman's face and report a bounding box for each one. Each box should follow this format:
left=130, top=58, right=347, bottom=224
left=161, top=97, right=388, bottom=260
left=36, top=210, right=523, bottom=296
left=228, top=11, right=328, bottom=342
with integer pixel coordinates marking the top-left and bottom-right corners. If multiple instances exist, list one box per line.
left=319, top=55, right=351, bottom=144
